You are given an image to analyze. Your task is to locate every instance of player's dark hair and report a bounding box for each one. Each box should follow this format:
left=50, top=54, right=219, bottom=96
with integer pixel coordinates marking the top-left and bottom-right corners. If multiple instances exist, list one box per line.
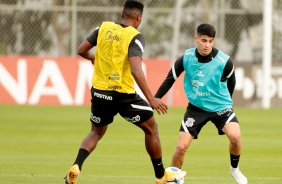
left=123, top=0, right=144, bottom=15
left=197, top=23, right=216, bottom=38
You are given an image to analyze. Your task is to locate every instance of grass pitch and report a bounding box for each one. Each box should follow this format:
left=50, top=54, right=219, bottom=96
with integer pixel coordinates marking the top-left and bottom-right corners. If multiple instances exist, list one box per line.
left=0, top=105, right=281, bottom=183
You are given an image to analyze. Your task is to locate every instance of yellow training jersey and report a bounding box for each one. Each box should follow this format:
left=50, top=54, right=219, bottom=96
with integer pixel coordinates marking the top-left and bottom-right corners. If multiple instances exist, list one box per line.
left=92, top=21, right=140, bottom=93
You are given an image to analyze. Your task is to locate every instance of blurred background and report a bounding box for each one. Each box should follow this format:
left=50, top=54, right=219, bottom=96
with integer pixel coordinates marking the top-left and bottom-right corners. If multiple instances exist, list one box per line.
left=1, top=0, right=281, bottom=60
left=1, top=2, right=281, bottom=184
left=0, top=0, right=282, bottom=108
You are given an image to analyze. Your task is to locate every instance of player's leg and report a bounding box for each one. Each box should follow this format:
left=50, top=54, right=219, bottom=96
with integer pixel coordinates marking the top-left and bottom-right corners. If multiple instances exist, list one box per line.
left=222, top=122, right=242, bottom=158
left=218, top=109, right=247, bottom=184
left=136, top=116, right=164, bottom=177
left=64, top=124, right=108, bottom=184
left=119, top=94, right=185, bottom=183
left=171, top=132, right=194, bottom=168
left=223, top=122, right=247, bottom=184
left=65, top=123, right=109, bottom=184
left=135, top=116, right=161, bottom=158
left=77, top=123, right=108, bottom=168
left=72, top=87, right=116, bottom=169
left=65, top=87, right=116, bottom=184
left=222, top=120, right=243, bottom=170
left=119, top=93, right=165, bottom=178
left=212, top=108, right=243, bottom=168
left=137, top=116, right=186, bottom=184
left=171, top=107, right=207, bottom=169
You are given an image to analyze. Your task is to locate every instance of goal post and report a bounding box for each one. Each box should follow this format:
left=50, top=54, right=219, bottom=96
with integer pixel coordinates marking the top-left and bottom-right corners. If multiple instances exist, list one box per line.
left=262, top=0, right=273, bottom=109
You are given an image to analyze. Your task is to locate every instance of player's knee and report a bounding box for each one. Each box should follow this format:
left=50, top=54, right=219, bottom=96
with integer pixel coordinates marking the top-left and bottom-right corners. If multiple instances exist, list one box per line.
left=140, top=122, right=159, bottom=136
left=228, top=133, right=241, bottom=146
left=149, top=125, right=160, bottom=137
left=176, top=144, right=188, bottom=155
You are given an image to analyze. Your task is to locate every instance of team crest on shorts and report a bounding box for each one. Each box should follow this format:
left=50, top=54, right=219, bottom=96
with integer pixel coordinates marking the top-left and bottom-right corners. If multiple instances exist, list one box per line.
left=90, top=113, right=101, bottom=123
left=185, top=117, right=195, bottom=127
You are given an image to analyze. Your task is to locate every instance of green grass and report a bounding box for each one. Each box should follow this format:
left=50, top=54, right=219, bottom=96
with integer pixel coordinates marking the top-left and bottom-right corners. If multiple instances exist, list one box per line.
left=0, top=105, right=281, bottom=183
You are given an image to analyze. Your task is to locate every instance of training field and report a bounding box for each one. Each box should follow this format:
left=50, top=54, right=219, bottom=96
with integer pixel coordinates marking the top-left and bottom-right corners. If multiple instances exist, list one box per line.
left=0, top=105, right=281, bottom=184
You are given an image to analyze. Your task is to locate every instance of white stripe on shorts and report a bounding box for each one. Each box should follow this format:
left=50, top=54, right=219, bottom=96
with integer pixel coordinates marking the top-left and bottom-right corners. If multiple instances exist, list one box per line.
left=181, top=119, right=189, bottom=132
left=225, top=112, right=235, bottom=124
left=131, top=104, right=153, bottom=111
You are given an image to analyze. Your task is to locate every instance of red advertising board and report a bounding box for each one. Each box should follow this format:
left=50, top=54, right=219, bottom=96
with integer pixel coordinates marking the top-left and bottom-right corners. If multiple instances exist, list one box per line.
left=0, top=56, right=188, bottom=107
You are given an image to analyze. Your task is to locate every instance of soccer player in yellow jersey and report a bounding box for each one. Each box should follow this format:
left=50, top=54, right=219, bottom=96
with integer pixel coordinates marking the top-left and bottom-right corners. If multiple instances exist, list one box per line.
left=64, top=1, right=186, bottom=184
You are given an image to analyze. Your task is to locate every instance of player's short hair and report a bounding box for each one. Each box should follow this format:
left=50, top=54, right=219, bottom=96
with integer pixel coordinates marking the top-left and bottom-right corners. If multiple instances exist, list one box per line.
left=197, top=24, right=216, bottom=38
left=123, top=0, right=144, bottom=15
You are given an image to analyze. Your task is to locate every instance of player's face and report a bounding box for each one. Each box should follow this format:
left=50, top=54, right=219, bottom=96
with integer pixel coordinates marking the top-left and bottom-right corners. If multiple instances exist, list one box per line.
left=194, top=35, right=214, bottom=56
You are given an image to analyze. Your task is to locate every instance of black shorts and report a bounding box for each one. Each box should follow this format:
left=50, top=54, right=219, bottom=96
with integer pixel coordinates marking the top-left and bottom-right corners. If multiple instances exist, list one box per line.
left=89, top=87, right=154, bottom=126
left=180, top=105, right=239, bottom=139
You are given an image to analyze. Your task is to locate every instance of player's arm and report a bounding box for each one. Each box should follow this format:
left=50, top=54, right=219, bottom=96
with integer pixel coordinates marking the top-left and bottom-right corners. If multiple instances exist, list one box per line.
left=155, top=55, right=185, bottom=98
left=77, top=27, right=99, bottom=64
left=221, top=58, right=236, bottom=97
left=129, top=34, right=167, bottom=115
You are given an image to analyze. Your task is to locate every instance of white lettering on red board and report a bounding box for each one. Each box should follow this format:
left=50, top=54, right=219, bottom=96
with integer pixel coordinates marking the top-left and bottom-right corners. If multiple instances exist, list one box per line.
left=0, top=59, right=27, bottom=104
left=0, top=59, right=93, bottom=105
left=0, top=58, right=145, bottom=105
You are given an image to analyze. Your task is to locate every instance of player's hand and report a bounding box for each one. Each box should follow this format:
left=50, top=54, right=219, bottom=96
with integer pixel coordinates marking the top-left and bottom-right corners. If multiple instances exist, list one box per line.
left=149, top=98, right=168, bottom=115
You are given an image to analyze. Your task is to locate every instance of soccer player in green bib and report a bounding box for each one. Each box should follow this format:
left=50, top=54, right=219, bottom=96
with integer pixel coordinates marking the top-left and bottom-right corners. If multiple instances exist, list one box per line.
left=155, top=24, right=247, bottom=184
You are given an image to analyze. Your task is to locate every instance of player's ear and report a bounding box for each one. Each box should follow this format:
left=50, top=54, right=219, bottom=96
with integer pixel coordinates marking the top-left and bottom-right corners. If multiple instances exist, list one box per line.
left=137, top=14, right=141, bottom=23
left=194, top=35, right=198, bottom=43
